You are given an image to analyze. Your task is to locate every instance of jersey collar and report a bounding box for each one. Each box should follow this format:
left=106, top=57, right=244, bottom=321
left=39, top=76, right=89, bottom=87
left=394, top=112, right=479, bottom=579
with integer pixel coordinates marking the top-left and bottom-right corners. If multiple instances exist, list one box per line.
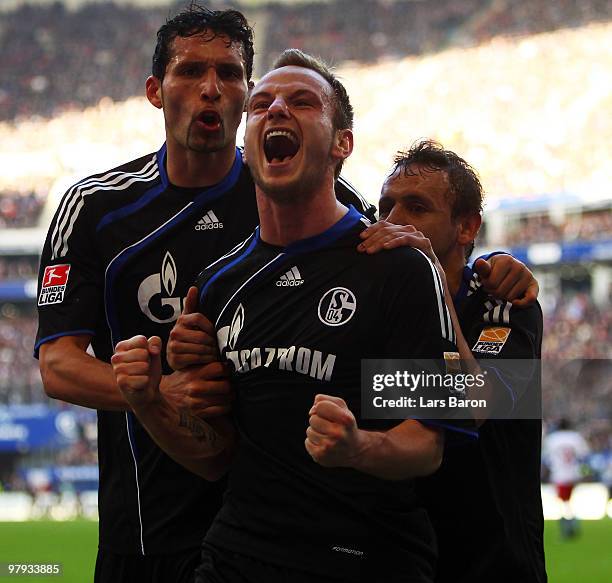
left=268, top=204, right=364, bottom=255
left=156, top=143, right=243, bottom=194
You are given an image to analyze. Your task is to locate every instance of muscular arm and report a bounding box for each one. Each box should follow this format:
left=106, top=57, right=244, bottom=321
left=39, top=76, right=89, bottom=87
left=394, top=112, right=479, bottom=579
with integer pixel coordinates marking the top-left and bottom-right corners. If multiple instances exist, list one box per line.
left=39, top=335, right=129, bottom=410
left=112, top=335, right=235, bottom=481
left=306, top=395, right=444, bottom=480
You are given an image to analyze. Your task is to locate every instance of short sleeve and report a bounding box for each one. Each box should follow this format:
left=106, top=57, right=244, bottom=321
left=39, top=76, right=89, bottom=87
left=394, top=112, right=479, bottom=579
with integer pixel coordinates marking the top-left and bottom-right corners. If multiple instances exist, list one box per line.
left=35, top=185, right=103, bottom=357
left=463, top=298, right=543, bottom=416
left=377, top=248, right=477, bottom=439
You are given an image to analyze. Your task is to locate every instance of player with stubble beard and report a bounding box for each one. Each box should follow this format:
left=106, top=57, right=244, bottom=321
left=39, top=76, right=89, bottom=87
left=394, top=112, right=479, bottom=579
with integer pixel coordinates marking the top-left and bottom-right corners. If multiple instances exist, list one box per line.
left=35, top=6, right=373, bottom=583
left=111, top=51, right=477, bottom=583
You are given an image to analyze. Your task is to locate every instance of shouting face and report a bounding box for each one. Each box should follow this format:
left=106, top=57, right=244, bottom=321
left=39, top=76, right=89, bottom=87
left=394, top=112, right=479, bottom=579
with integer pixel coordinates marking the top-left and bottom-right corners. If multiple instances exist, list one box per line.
left=245, top=66, right=349, bottom=203
left=147, top=32, right=249, bottom=157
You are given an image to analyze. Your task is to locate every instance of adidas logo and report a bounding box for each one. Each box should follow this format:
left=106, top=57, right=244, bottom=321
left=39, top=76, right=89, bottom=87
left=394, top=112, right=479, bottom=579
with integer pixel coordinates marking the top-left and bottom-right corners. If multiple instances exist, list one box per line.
left=276, top=266, right=304, bottom=287
left=195, top=210, right=223, bottom=230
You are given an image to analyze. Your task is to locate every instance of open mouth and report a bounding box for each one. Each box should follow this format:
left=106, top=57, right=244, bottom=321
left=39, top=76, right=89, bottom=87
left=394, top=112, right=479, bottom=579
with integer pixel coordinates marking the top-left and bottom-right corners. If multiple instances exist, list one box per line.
left=264, top=129, right=300, bottom=164
left=197, top=111, right=221, bottom=130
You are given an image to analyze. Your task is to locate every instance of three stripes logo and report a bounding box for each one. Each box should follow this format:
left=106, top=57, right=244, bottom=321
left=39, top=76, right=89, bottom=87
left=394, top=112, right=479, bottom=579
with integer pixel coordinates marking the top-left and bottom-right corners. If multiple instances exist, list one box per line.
left=276, top=266, right=304, bottom=287
left=195, top=210, right=223, bottom=230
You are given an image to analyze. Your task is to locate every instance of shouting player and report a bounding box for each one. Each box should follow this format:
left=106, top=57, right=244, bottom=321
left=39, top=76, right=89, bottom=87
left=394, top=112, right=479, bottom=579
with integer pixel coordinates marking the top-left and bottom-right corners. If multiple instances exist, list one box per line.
left=35, top=6, right=372, bottom=583
left=112, top=50, right=475, bottom=583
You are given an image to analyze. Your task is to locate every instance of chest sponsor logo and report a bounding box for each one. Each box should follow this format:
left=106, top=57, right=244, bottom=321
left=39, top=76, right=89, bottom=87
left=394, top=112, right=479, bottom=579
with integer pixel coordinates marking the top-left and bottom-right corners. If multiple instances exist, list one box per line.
left=217, top=304, right=336, bottom=381
left=137, top=251, right=184, bottom=324
left=318, top=287, right=357, bottom=327
left=39, top=264, right=71, bottom=305
left=276, top=266, right=304, bottom=287
left=195, top=210, right=223, bottom=230
left=472, top=327, right=511, bottom=355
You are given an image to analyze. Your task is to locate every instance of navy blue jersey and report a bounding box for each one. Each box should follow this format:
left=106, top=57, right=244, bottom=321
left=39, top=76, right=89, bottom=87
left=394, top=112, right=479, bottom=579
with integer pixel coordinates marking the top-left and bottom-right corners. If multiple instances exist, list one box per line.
left=196, top=206, right=458, bottom=582
left=35, top=145, right=375, bottom=556
left=419, top=266, right=546, bottom=583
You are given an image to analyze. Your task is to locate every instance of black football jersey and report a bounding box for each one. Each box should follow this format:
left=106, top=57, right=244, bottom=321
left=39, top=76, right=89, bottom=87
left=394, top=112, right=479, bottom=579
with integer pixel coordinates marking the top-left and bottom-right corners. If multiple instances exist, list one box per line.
left=35, top=145, right=375, bottom=556
left=419, top=265, right=546, bottom=583
left=196, top=206, right=460, bottom=582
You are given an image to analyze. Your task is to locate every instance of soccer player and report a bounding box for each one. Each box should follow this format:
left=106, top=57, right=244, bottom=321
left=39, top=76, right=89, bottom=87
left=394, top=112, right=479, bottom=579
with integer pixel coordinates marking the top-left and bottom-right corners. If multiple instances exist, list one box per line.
left=35, top=6, right=372, bottom=582
left=112, top=50, right=475, bottom=583
left=543, top=418, right=590, bottom=538
left=360, top=140, right=547, bottom=582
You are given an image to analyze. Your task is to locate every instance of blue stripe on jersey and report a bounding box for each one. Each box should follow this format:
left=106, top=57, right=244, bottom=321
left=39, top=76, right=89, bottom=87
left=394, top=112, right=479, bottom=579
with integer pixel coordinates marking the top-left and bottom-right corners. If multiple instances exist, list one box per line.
left=454, top=265, right=474, bottom=306
left=198, top=205, right=365, bottom=318
left=96, top=145, right=241, bottom=233
left=481, top=364, right=518, bottom=414
left=104, top=149, right=244, bottom=345
left=285, top=205, right=363, bottom=255
left=33, top=329, right=96, bottom=359
left=420, top=419, right=479, bottom=439
left=96, top=182, right=166, bottom=233
left=199, top=230, right=260, bottom=305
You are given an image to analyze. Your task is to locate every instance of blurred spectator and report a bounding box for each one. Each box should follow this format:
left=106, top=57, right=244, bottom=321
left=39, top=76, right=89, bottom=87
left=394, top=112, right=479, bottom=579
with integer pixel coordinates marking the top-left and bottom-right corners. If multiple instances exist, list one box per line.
left=1, top=0, right=610, bottom=122
left=0, top=190, right=45, bottom=228
left=498, top=209, right=612, bottom=247
left=542, top=293, right=611, bottom=359
left=0, top=256, right=39, bottom=280
left=0, top=306, right=44, bottom=405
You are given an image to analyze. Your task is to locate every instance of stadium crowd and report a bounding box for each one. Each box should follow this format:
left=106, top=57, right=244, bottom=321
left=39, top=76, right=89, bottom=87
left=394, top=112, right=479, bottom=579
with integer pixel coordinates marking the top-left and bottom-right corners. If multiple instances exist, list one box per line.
left=1, top=0, right=610, bottom=121
left=0, top=190, right=45, bottom=228
left=502, top=209, right=612, bottom=247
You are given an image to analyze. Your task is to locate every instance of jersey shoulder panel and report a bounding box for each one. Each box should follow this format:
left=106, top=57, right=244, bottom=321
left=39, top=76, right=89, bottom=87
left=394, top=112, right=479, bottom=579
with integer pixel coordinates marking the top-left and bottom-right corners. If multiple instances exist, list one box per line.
left=335, top=175, right=377, bottom=221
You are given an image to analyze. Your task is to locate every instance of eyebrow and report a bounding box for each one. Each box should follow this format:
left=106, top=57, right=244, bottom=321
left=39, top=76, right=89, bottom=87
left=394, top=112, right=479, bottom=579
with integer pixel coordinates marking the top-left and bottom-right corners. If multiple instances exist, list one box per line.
left=249, top=87, right=322, bottom=103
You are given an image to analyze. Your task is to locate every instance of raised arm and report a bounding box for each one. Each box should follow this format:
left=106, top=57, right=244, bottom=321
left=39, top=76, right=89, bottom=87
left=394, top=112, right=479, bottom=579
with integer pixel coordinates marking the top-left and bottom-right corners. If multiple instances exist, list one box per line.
left=358, top=221, right=538, bottom=306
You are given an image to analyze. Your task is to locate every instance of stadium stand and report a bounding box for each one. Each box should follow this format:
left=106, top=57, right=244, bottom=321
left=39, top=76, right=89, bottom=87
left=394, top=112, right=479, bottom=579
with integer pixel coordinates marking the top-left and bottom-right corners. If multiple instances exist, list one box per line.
left=0, top=190, right=45, bottom=228
left=1, top=0, right=610, bottom=122
left=0, top=0, right=610, bottom=522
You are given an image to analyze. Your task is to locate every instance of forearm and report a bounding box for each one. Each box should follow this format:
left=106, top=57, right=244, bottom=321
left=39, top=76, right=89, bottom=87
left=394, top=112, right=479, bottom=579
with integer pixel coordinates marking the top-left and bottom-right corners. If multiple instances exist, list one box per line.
left=40, top=343, right=129, bottom=410
left=350, top=421, right=444, bottom=480
left=131, top=397, right=235, bottom=481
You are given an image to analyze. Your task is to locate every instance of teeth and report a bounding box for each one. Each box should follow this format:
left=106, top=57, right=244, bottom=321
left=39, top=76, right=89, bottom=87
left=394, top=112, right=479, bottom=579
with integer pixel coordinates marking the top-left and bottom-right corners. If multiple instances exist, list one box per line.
left=265, top=130, right=298, bottom=144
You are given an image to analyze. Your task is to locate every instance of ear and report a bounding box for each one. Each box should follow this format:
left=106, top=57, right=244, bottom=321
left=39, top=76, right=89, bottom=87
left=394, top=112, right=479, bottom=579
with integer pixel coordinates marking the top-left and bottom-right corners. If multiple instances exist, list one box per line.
left=331, top=128, right=353, bottom=163
left=243, top=80, right=255, bottom=113
left=146, top=75, right=163, bottom=109
left=456, top=213, right=481, bottom=247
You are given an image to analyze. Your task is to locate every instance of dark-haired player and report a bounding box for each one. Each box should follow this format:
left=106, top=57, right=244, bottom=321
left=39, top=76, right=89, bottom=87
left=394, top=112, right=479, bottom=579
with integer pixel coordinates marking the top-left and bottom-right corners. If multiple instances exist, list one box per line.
left=360, top=140, right=546, bottom=582
left=112, top=51, right=473, bottom=583
left=35, top=6, right=373, bottom=583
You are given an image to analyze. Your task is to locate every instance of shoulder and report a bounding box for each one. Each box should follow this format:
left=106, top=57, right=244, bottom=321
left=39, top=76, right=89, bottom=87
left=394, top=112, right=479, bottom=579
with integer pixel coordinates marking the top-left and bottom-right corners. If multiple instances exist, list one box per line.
left=58, top=151, right=160, bottom=211
left=365, top=244, right=439, bottom=283
left=335, top=175, right=377, bottom=221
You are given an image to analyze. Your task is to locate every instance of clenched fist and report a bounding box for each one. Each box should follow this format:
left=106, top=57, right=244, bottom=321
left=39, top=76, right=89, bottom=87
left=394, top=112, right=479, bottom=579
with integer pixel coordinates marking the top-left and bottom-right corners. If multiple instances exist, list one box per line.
left=112, top=335, right=162, bottom=410
left=167, top=286, right=219, bottom=370
left=305, top=394, right=367, bottom=468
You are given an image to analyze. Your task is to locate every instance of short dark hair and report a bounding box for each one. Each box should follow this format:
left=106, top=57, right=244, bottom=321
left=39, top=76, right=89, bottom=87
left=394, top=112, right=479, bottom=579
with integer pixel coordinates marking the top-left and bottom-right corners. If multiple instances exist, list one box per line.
left=392, top=139, right=484, bottom=259
left=152, top=3, right=254, bottom=82
left=272, top=49, right=353, bottom=177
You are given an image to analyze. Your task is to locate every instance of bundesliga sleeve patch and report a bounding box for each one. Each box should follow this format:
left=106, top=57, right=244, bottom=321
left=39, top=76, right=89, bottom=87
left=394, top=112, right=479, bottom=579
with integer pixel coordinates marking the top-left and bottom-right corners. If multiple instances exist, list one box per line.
left=39, top=264, right=71, bottom=306
left=472, top=326, right=511, bottom=355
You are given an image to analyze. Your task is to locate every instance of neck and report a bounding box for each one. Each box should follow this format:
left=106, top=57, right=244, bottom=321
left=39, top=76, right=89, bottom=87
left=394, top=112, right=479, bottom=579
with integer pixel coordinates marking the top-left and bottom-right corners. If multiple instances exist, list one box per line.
left=165, top=140, right=237, bottom=188
left=256, top=182, right=347, bottom=247
left=440, top=247, right=467, bottom=298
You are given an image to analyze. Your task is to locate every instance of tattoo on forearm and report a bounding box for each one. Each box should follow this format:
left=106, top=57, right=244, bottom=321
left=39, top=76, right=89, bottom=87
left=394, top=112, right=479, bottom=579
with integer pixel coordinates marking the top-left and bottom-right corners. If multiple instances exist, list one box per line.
left=178, top=410, right=221, bottom=448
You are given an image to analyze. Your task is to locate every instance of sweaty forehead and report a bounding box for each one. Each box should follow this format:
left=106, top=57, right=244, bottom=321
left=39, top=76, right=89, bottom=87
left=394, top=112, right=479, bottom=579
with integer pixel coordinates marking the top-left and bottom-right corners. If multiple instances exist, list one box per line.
left=170, top=32, right=244, bottom=62
left=383, top=165, right=451, bottom=202
left=254, top=66, right=332, bottom=99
